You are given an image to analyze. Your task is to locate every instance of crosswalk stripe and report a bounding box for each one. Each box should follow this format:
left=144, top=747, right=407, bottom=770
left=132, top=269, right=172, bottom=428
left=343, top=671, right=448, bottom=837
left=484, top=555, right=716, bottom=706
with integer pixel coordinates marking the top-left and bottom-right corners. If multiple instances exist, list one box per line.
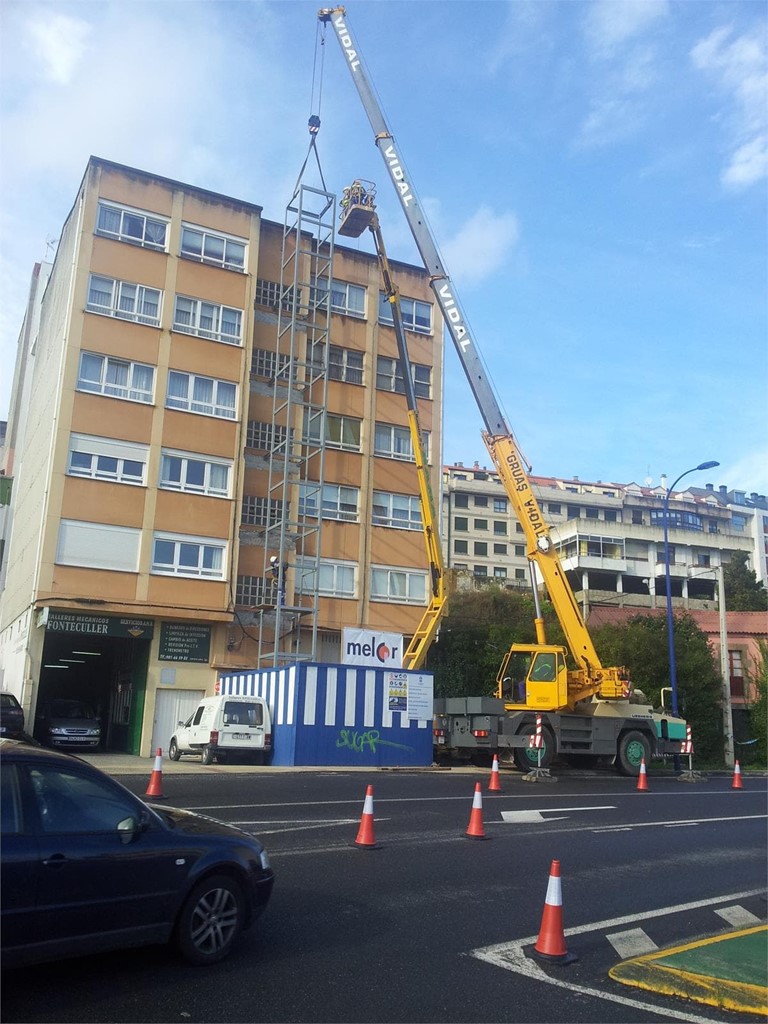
left=714, top=905, right=762, bottom=927
left=607, top=927, right=659, bottom=959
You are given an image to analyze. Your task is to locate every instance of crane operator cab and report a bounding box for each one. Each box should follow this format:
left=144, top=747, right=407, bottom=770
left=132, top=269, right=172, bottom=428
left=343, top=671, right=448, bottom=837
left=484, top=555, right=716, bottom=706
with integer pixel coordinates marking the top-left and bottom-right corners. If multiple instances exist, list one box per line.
left=338, top=179, right=377, bottom=238
left=498, top=646, right=569, bottom=711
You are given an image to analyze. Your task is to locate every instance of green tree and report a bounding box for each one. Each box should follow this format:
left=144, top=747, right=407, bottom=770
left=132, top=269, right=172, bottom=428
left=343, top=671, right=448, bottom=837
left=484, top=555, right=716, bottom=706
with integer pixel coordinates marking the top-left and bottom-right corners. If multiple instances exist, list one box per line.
left=591, top=612, right=723, bottom=761
left=723, top=551, right=768, bottom=611
left=744, top=639, right=768, bottom=767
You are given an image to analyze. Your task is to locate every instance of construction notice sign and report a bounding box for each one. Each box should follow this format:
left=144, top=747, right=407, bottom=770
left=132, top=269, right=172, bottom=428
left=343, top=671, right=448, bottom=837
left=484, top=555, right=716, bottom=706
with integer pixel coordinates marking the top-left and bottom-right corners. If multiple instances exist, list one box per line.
left=343, top=628, right=403, bottom=668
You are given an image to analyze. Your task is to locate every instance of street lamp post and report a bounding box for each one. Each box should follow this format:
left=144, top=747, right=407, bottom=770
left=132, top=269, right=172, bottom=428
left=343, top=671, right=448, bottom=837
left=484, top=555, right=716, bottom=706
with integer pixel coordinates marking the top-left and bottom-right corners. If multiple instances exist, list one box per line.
left=663, top=461, right=720, bottom=763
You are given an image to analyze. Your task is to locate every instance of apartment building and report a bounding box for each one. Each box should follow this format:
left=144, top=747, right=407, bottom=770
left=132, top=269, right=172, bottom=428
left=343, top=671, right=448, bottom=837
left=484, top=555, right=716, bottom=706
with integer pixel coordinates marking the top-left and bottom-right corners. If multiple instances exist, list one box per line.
left=0, top=157, right=441, bottom=756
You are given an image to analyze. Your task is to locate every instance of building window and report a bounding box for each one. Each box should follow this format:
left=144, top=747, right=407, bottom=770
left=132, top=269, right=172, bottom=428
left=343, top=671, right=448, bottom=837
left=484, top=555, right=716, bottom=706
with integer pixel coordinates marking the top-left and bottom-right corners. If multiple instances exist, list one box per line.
left=305, top=410, right=361, bottom=451
left=515, top=568, right=526, bottom=580
left=632, top=510, right=644, bottom=525
left=159, top=451, right=231, bottom=497
left=454, top=517, right=468, bottom=531
left=696, top=552, right=711, bottom=567
left=731, top=514, right=748, bottom=532
left=86, top=275, right=161, bottom=326
left=310, top=342, right=364, bottom=384
left=376, top=356, right=431, bottom=398
left=371, top=567, right=426, bottom=604
left=242, top=496, right=285, bottom=527
left=67, top=434, right=147, bottom=486
left=567, top=505, right=580, bottom=520
left=494, top=567, right=507, bottom=579
left=605, top=509, right=618, bottom=523
left=252, top=348, right=290, bottom=379
left=246, top=421, right=289, bottom=451
left=372, top=491, right=422, bottom=530
left=474, top=496, right=488, bottom=508
left=494, top=498, right=507, bottom=513
left=96, top=202, right=167, bottom=250
left=729, top=650, right=744, bottom=697
left=474, top=542, right=487, bottom=556
left=586, top=507, right=599, bottom=520
left=709, top=520, right=720, bottom=534
left=650, top=509, right=703, bottom=532
left=298, top=482, right=359, bottom=522
left=296, top=560, right=356, bottom=598
left=57, top=520, right=140, bottom=572
left=173, top=295, right=242, bottom=345
left=312, top=278, right=366, bottom=317
left=166, top=371, right=236, bottom=419
left=548, top=503, right=561, bottom=515
left=515, top=545, right=525, bottom=556
left=493, top=543, right=507, bottom=555
left=454, top=494, right=469, bottom=509
left=474, top=519, right=488, bottom=531
left=454, top=540, right=468, bottom=554
left=579, top=535, right=625, bottom=560
left=255, top=279, right=296, bottom=311
left=152, top=533, right=226, bottom=578
left=493, top=521, right=507, bottom=536
left=516, top=523, right=524, bottom=534
left=77, top=352, right=154, bottom=404
left=374, top=423, right=429, bottom=462
left=236, top=575, right=271, bottom=607
left=473, top=566, right=487, bottom=577
left=378, top=293, right=432, bottom=334
left=180, top=225, right=245, bottom=271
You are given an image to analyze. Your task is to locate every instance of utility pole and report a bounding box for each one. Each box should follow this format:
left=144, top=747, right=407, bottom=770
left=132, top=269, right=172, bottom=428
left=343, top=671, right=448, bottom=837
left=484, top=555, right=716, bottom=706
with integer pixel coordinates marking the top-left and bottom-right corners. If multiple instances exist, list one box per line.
left=718, top=566, right=735, bottom=767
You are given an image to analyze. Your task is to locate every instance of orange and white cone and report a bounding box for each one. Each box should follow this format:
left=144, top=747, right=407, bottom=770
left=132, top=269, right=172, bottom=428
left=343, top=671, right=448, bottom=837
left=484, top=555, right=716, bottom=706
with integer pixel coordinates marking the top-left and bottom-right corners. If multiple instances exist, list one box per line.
left=488, top=754, right=502, bottom=793
left=732, top=761, right=744, bottom=790
left=533, top=860, right=577, bottom=964
left=354, top=784, right=378, bottom=848
left=145, top=747, right=166, bottom=799
left=636, top=757, right=649, bottom=791
left=465, top=782, right=487, bottom=839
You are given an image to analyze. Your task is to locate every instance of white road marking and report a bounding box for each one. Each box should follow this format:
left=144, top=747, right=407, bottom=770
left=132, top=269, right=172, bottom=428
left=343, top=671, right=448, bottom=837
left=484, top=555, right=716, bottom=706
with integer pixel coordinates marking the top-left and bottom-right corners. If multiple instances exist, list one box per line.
left=715, top=904, right=762, bottom=927
left=501, top=805, right=614, bottom=823
left=607, top=927, right=658, bottom=958
left=232, top=817, right=380, bottom=836
left=469, top=888, right=765, bottom=1024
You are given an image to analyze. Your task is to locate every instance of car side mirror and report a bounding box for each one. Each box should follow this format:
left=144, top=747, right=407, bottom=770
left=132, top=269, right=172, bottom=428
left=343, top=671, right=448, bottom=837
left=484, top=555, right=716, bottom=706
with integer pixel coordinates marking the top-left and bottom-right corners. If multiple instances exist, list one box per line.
left=117, top=815, right=141, bottom=844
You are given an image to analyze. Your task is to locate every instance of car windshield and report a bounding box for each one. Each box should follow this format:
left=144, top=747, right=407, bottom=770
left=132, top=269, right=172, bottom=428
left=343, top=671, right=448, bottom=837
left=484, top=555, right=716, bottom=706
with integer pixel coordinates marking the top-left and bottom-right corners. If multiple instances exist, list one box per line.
left=50, top=700, right=95, bottom=720
left=0, top=694, right=20, bottom=708
left=223, top=701, right=263, bottom=727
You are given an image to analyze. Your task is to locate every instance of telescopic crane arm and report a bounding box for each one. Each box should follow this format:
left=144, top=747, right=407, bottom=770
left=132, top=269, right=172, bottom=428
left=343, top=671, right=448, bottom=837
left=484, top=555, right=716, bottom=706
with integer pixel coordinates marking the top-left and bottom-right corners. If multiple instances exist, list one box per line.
left=321, top=6, right=630, bottom=709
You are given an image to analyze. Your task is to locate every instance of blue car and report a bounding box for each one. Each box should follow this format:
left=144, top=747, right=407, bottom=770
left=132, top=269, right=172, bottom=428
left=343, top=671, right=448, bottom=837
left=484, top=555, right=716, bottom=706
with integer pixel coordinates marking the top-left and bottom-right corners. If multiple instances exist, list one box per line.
left=0, top=739, right=274, bottom=967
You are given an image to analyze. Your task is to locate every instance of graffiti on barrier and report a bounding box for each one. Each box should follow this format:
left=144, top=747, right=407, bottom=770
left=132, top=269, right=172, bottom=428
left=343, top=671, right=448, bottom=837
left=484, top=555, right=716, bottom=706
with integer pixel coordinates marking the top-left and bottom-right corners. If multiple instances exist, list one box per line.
left=335, top=728, right=413, bottom=754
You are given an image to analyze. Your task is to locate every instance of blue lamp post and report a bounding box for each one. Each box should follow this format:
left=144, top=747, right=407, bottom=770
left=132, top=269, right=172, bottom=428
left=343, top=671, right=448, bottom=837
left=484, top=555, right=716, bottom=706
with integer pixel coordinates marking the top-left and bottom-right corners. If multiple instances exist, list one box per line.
left=663, top=460, right=720, bottom=722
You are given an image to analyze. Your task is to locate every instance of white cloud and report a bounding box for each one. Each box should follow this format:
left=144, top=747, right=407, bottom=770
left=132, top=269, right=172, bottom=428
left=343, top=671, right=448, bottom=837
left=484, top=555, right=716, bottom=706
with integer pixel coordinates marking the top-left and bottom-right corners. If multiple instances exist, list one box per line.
left=691, top=23, right=768, bottom=190
left=585, top=0, right=669, bottom=57
left=440, top=206, right=519, bottom=285
left=26, top=12, right=91, bottom=84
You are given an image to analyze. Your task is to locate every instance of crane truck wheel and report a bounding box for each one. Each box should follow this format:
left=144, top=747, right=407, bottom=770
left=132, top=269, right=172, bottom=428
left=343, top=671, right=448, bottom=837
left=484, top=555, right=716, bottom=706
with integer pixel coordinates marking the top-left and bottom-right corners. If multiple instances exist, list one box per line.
left=617, top=730, right=651, bottom=776
left=513, top=726, right=555, bottom=772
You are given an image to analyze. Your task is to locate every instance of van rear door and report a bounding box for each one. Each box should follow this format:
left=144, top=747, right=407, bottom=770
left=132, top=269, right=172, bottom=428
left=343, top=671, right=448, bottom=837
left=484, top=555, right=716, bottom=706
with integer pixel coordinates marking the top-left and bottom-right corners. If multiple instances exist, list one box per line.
left=219, top=699, right=268, bottom=751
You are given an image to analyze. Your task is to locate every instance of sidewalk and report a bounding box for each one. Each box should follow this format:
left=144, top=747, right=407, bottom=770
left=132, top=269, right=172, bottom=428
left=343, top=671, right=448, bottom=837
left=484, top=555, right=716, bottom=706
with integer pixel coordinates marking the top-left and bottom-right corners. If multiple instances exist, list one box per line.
left=610, top=925, right=768, bottom=1016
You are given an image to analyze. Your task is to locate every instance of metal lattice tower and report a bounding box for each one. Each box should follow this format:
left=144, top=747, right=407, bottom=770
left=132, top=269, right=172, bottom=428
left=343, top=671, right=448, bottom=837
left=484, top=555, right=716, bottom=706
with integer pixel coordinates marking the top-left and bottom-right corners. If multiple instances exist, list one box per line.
left=258, top=183, right=336, bottom=665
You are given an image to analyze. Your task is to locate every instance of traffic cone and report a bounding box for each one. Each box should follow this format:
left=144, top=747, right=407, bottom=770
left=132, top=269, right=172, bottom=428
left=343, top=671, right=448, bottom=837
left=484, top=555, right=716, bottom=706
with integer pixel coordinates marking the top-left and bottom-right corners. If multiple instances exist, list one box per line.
left=732, top=761, right=744, bottom=790
left=488, top=754, right=502, bottom=793
left=354, top=784, right=377, bottom=848
left=145, top=747, right=166, bottom=799
left=533, top=860, right=577, bottom=964
left=465, top=782, right=487, bottom=839
left=636, top=757, right=649, bottom=791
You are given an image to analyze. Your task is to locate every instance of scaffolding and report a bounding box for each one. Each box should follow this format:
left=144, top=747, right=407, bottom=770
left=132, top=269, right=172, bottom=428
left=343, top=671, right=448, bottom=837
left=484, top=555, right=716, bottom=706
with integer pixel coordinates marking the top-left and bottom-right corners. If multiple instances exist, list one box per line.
left=257, top=182, right=336, bottom=666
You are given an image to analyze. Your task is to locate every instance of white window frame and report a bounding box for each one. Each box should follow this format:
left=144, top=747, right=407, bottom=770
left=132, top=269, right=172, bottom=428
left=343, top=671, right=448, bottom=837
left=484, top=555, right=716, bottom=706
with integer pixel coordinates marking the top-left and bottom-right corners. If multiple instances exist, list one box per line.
left=374, top=422, right=430, bottom=462
left=180, top=224, right=246, bottom=271
left=67, top=434, right=148, bottom=486
left=86, top=274, right=161, bottom=326
left=370, top=566, right=427, bottom=604
left=312, top=278, right=366, bottom=318
left=56, top=520, right=140, bottom=572
left=77, top=352, right=155, bottom=404
left=376, top=356, right=431, bottom=398
left=173, top=295, right=243, bottom=345
left=95, top=201, right=168, bottom=250
left=309, top=342, right=364, bottom=385
left=372, top=491, right=423, bottom=530
left=159, top=450, right=232, bottom=498
left=295, top=559, right=356, bottom=598
left=151, top=532, right=227, bottom=579
left=378, top=292, right=432, bottom=334
left=166, top=371, right=237, bottom=420
left=298, top=483, right=359, bottom=522
left=304, top=410, right=361, bottom=451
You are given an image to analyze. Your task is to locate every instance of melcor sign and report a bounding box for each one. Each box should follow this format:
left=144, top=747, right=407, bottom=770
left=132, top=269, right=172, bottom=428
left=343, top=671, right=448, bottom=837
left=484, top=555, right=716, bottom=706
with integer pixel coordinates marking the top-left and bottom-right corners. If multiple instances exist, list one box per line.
left=343, top=628, right=403, bottom=668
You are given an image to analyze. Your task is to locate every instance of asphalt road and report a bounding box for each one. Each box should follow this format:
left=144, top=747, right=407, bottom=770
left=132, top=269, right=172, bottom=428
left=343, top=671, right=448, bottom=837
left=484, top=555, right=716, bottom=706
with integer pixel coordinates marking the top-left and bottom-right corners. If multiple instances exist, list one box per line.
left=3, top=768, right=767, bottom=1024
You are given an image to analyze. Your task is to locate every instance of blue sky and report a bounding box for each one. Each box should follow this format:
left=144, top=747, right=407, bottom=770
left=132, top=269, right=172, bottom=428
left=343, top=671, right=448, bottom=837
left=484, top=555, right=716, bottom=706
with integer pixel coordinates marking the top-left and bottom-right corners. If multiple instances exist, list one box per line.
left=1, top=0, right=766, bottom=494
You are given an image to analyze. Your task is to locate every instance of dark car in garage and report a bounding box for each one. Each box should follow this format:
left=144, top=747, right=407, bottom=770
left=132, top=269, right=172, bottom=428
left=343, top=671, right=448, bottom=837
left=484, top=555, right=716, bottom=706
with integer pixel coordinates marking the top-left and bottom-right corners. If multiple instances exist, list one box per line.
left=0, top=739, right=274, bottom=967
left=0, top=693, right=26, bottom=739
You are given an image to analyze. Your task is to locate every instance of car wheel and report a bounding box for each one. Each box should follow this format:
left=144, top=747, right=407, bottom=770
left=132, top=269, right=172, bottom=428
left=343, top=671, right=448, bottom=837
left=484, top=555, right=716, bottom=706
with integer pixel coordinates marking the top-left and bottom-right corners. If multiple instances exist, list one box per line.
left=513, top=725, right=555, bottom=771
left=201, top=745, right=215, bottom=765
left=617, top=730, right=651, bottom=776
left=168, top=738, right=181, bottom=761
left=175, top=874, right=245, bottom=965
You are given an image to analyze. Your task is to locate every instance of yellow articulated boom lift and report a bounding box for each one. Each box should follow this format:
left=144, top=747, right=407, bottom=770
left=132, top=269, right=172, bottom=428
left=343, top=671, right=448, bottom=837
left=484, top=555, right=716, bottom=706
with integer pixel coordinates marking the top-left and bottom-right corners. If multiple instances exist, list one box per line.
left=321, top=6, right=688, bottom=774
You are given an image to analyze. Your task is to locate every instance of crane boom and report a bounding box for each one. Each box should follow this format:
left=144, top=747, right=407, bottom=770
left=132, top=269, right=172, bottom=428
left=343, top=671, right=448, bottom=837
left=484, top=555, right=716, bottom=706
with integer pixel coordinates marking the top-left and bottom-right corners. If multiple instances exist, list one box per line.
left=321, top=5, right=630, bottom=708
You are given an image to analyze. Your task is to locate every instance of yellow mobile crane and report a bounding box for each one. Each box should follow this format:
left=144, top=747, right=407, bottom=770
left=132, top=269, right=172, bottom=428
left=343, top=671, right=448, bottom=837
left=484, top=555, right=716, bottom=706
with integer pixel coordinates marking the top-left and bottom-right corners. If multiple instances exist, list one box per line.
left=321, top=6, right=688, bottom=773
left=338, top=182, right=446, bottom=670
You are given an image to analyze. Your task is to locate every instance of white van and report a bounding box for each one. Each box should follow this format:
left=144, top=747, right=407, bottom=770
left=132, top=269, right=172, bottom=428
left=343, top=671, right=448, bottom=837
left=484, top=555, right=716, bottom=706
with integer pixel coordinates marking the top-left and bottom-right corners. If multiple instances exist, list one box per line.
left=168, top=695, right=271, bottom=765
